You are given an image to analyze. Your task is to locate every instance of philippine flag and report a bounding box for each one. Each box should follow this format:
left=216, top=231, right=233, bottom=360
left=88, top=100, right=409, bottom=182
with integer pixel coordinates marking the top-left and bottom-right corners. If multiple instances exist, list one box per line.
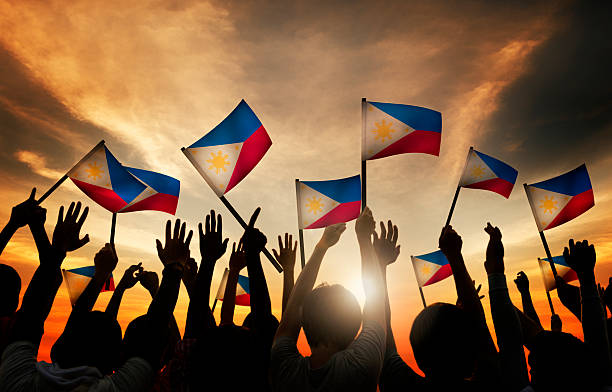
left=458, top=148, right=518, bottom=198
left=62, top=266, right=115, bottom=306
left=538, top=256, right=579, bottom=291
left=362, top=100, right=441, bottom=160
left=67, top=142, right=147, bottom=213
left=525, top=164, right=594, bottom=231
left=297, top=175, right=361, bottom=229
left=183, top=100, right=272, bottom=197
left=411, top=250, right=453, bottom=287
left=215, top=268, right=250, bottom=306
left=118, top=168, right=180, bottom=215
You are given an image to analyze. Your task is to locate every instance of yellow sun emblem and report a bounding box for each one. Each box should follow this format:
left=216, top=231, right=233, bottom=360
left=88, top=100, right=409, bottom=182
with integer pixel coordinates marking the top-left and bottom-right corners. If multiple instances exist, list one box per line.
left=539, top=196, right=557, bottom=214
left=306, top=197, right=324, bottom=214
left=471, top=165, right=485, bottom=178
left=206, top=151, right=230, bottom=175
left=85, top=162, right=103, bottom=180
left=372, top=119, right=395, bottom=142
left=421, top=265, right=432, bottom=275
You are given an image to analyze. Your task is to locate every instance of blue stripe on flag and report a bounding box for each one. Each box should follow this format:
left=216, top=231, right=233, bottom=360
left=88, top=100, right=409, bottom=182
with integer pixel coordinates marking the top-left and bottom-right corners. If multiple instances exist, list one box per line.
left=126, top=167, right=180, bottom=197
left=529, top=164, right=592, bottom=196
left=104, top=147, right=146, bottom=203
left=67, top=266, right=96, bottom=277
left=541, top=255, right=568, bottom=267
left=189, top=100, right=262, bottom=147
left=415, top=250, right=449, bottom=266
left=301, top=175, right=361, bottom=203
left=475, top=150, right=518, bottom=184
left=369, top=102, right=441, bottom=133
left=237, top=275, right=250, bottom=294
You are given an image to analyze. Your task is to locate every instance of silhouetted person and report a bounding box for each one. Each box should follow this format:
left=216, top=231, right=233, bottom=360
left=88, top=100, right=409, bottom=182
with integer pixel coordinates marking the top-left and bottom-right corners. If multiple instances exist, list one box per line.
left=271, top=207, right=387, bottom=392
left=514, top=271, right=543, bottom=329
left=0, top=264, right=21, bottom=362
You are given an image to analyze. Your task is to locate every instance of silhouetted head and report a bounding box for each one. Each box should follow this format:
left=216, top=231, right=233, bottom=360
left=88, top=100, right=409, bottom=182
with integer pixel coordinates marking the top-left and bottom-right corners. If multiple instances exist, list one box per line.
left=0, top=264, right=20, bottom=316
left=529, top=331, right=600, bottom=392
left=123, top=314, right=174, bottom=369
left=410, top=303, right=477, bottom=381
left=302, top=284, right=362, bottom=351
left=51, top=311, right=122, bottom=374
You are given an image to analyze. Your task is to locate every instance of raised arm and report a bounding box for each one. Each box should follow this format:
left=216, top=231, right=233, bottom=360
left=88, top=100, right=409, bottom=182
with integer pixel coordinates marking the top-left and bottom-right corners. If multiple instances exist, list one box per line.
left=105, top=263, right=143, bottom=319
left=563, top=239, right=612, bottom=380
left=184, top=210, right=227, bottom=338
left=484, top=223, right=529, bottom=391
left=0, top=188, right=40, bottom=255
left=555, top=275, right=582, bottom=321
left=220, top=242, right=246, bottom=325
left=275, top=223, right=346, bottom=341
left=514, top=271, right=542, bottom=328
left=242, top=208, right=272, bottom=321
left=71, top=243, right=118, bottom=316
left=273, top=233, right=298, bottom=314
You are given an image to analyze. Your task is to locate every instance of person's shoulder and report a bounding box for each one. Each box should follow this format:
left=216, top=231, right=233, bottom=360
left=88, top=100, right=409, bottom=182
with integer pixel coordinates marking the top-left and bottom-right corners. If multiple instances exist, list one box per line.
left=1, top=340, right=35, bottom=362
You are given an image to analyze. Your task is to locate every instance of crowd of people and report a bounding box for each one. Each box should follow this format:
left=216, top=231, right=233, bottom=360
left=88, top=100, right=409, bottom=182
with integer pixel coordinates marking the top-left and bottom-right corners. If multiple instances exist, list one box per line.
left=0, top=188, right=611, bottom=391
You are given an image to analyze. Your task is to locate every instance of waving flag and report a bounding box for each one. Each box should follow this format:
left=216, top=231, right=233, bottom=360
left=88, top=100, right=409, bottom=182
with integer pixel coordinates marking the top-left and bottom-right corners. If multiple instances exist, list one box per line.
left=118, top=168, right=180, bottom=214
left=297, top=175, right=361, bottom=229
left=62, top=266, right=115, bottom=306
left=525, top=164, right=594, bottom=231
left=215, top=268, right=250, bottom=306
left=183, top=100, right=272, bottom=196
left=67, top=143, right=146, bottom=213
left=538, top=256, right=578, bottom=291
left=411, top=250, right=453, bottom=287
left=458, top=148, right=518, bottom=198
left=362, top=100, right=441, bottom=160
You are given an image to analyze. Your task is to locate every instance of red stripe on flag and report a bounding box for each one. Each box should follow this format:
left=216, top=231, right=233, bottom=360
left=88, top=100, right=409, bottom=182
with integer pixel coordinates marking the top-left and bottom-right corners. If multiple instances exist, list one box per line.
left=305, top=201, right=361, bottom=229
left=119, top=193, right=179, bottom=214
left=225, top=126, right=272, bottom=193
left=463, top=178, right=515, bottom=198
left=70, top=178, right=127, bottom=212
left=423, top=263, right=453, bottom=287
left=369, top=130, right=441, bottom=160
left=235, top=294, right=250, bottom=306
left=544, top=189, right=594, bottom=230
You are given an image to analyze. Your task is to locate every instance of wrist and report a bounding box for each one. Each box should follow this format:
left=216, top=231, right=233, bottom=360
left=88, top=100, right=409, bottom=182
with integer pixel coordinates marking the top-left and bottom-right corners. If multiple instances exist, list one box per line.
left=577, top=270, right=596, bottom=284
left=5, top=219, right=19, bottom=232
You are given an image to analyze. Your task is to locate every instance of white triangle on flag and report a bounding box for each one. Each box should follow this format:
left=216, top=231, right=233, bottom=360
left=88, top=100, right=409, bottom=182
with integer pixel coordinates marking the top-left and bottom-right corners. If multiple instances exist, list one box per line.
left=363, top=102, right=415, bottom=160
left=411, top=256, right=442, bottom=287
left=526, top=185, right=572, bottom=231
left=67, top=144, right=113, bottom=190
left=459, top=150, right=498, bottom=186
left=298, top=182, right=340, bottom=229
left=186, top=143, right=243, bottom=196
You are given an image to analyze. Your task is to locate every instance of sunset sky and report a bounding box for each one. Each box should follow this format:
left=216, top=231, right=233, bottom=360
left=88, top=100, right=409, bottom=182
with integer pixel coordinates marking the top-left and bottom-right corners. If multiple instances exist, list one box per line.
left=0, top=0, right=611, bottom=370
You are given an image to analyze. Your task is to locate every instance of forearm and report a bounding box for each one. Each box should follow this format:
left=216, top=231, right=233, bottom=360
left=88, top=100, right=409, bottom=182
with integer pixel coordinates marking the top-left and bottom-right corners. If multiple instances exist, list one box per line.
left=246, top=252, right=272, bottom=316
left=147, top=266, right=182, bottom=324
left=105, top=286, right=126, bottom=319
left=557, top=280, right=582, bottom=321
left=220, top=270, right=240, bottom=325
left=578, top=272, right=612, bottom=376
left=184, top=263, right=216, bottom=337
left=0, top=221, right=18, bottom=255
left=383, top=271, right=397, bottom=356
left=359, top=237, right=385, bottom=326
left=29, top=222, right=51, bottom=258
left=519, top=291, right=542, bottom=328
left=73, top=271, right=110, bottom=314
left=281, top=269, right=294, bottom=314
left=488, top=273, right=529, bottom=390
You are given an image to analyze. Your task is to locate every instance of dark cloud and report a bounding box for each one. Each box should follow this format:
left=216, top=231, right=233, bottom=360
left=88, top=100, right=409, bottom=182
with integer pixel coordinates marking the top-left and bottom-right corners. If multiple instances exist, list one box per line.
left=483, top=1, right=612, bottom=175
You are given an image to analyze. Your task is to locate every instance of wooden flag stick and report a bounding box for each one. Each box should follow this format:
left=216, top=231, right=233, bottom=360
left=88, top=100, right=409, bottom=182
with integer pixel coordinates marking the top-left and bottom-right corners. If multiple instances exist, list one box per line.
left=445, top=186, right=461, bottom=227
left=538, top=258, right=556, bottom=314
left=411, top=256, right=427, bottom=308
left=523, top=183, right=558, bottom=277
left=295, top=179, right=306, bottom=269
left=418, top=286, right=427, bottom=308
left=110, top=212, right=117, bottom=245
left=361, top=97, right=367, bottom=211
left=211, top=298, right=218, bottom=312
left=545, top=287, right=556, bottom=315
left=181, top=147, right=282, bottom=273
left=37, top=140, right=106, bottom=204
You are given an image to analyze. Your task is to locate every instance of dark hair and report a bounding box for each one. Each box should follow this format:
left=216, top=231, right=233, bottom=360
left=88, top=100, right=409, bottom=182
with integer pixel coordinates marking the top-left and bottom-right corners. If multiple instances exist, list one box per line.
left=410, top=303, right=477, bottom=381
left=123, top=314, right=175, bottom=369
left=51, top=311, right=122, bottom=375
left=0, top=264, right=21, bottom=316
left=302, top=284, right=362, bottom=350
left=529, top=331, right=601, bottom=392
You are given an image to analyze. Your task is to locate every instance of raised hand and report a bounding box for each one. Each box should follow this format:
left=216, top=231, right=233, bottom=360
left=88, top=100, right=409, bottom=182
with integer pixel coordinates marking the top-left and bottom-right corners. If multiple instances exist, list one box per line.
left=117, top=262, right=143, bottom=290
left=438, top=225, right=462, bottom=258
left=484, top=223, right=504, bottom=275
left=373, top=220, right=400, bottom=267
left=514, top=271, right=530, bottom=294
left=241, top=207, right=267, bottom=254
left=273, top=233, right=297, bottom=272
left=355, top=206, right=375, bottom=241
left=156, top=219, right=193, bottom=270
left=139, top=270, right=160, bottom=296
left=9, top=188, right=40, bottom=229
left=229, top=241, right=247, bottom=272
left=52, top=201, right=89, bottom=253
left=182, top=257, right=198, bottom=293
left=319, top=223, right=346, bottom=249
left=563, top=239, right=596, bottom=277
left=198, top=210, right=229, bottom=265
left=94, top=243, right=118, bottom=277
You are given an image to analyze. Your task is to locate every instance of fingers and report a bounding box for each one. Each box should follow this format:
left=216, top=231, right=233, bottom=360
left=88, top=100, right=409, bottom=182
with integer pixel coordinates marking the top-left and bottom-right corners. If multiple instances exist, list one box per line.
left=222, top=238, right=228, bottom=250
left=285, top=232, right=289, bottom=247
left=173, top=218, right=180, bottom=239
left=278, top=235, right=283, bottom=251
left=272, top=249, right=279, bottom=261
left=185, top=230, right=194, bottom=247
left=156, top=239, right=163, bottom=255
left=179, top=221, right=186, bottom=241
left=392, top=224, right=398, bottom=244
left=72, top=202, right=81, bottom=221
left=248, top=207, right=261, bottom=228
left=165, top=220, right=171, bottom=244
left=77, top=234, right=90, bottom=249
left=29, top=188, right=36, bottom=200
left=232, top=242, right=236, bottom=254
left=205, top=213, right=210, bottom=234
left=77, top=206, right=89, bottom=228
left=387, top=220, right=393, bottom=241
left=217, top=213, right=222, bottom=234
left=210, top=210, right=216, bottom=234
left=379, top=221, right=387, bottom=240
left=66, top=202, right=75, bottom=221
left=293, top=240, right=298, bottom=253
left=57, top=205, right=64, bottom=226
left=198, top=222, right=204, bottom=240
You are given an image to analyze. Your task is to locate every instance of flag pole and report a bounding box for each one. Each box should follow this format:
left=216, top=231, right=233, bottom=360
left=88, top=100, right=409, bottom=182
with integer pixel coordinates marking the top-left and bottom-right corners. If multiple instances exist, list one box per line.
left=211, top=298, right=218, bottom=312
left=295, top=179, right=306, bottom=269
left=212, top=267, right=229, bottom=312
left=411, top=256, right=427, bottom=308
left=109, top=212, right=117, bottom=245
left=181, top=147, right=283, bottom=273
left=523, top=183, right=558, bottom=277
left=445, top=147, right=472, bottom=226
left=361, top=97, right=367, bottom=211
left=538, top=258, right=556, bottom=315
left=37, top=140, right=106, bottom=204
